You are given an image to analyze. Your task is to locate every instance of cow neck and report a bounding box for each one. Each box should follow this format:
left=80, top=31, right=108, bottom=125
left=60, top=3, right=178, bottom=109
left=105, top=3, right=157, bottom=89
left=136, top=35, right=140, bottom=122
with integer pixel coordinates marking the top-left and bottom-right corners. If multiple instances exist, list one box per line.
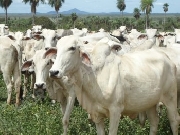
left=69, top=59, right=82, bottom=76
left=72, top=62, right=104, bottom=118
left=92, top=52, right=116, bottom=74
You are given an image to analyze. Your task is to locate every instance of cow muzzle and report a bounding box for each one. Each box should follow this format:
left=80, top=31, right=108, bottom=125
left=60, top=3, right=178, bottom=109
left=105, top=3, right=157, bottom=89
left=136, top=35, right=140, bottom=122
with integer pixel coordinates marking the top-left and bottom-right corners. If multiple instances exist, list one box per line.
left=34, top=83, right=46, bottom=89
left=49, top=70, right=60, bottom=78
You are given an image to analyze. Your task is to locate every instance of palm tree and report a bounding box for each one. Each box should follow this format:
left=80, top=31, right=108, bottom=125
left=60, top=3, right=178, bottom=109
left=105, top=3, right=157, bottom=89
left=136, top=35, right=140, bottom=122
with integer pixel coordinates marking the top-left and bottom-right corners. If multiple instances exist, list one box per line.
left=140, top=0, right=156, bottom=29
left=117, top=0, right=126, bottom=25
left=71, top=13, right=78, bottom=28
left=163, top=3, right=169, bottom=25
left=48, top=0, right=64, bottom=28
left=22, top=0, right=45, bottom=25
left=133, top=8, right=141, bottom=20
left=0, top=0, right=12, bottom=24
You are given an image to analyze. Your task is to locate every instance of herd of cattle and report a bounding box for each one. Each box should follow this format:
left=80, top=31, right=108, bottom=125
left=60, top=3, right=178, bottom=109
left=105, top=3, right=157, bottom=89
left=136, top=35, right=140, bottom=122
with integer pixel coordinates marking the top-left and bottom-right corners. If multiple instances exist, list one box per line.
left=1, top=23, right=180, bottom=135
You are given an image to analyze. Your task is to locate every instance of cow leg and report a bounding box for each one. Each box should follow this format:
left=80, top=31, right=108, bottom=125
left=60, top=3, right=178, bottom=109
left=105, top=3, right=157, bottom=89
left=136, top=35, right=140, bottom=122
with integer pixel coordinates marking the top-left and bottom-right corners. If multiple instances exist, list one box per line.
left=23, top=73, right=28, bottom=98
left=30, top=73, right=36, bottom=90
left=177, top=90, right=180, bottom=108
left=138, top=112, right=147, bottom=127
left=163, top=92, right=180, bottom=135
left=3, top=72, right=13, bottom=104
left=146, top=106, right=159, bottom=135
left=109, top=107, right=122, bottom=135
left=13, top=61, right=21, bottom=106
left=31, top=73, right=36, bottom=98
left=95, top=119, right=105, bottom=135
left=59, top=98, right=67, bottom=134
left=62, top=90, right=76, bottom=135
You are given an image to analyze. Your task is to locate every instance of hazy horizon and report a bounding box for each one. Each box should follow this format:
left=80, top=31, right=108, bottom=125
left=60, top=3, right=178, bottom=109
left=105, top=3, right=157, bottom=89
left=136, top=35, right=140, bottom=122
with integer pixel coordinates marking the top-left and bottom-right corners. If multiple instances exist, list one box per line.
left=0, top=0, right=179, bottom=14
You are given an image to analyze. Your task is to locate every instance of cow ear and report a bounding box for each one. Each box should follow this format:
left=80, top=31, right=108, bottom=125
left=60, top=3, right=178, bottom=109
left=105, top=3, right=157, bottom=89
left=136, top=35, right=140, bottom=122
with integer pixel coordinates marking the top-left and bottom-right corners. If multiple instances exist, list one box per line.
left=21, top=60, right=32, bottom=72
left=80, top=51, right=91, bottom=66
left=111, top=44, right=122, bottom=52
left=43, top=47, right=57, bottom=59
left=7, top=35, right=15, bottom=40
left=23, top=37, right=31, bottom=40
left=108, top=40, right=122, bottom=52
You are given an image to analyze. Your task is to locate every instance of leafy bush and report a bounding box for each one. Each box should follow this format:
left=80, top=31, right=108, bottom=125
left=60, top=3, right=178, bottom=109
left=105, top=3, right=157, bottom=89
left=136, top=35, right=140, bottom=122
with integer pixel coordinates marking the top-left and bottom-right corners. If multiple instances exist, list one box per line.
left=34, top=16, right=56, bottom=30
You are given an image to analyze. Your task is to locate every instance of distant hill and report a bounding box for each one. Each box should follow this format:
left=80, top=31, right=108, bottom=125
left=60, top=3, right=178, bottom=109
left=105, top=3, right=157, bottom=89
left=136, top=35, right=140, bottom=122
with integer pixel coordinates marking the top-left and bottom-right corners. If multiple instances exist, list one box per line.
left=47, top=8, right=89, bottom=15
left=46, top=8, right=127, bottom=15
left=46, top=8, right=180, bottom=17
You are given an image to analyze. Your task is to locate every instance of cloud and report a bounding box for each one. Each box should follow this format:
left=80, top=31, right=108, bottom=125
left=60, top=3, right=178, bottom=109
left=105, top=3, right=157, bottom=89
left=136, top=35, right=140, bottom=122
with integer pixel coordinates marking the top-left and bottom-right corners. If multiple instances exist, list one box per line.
left=154, top=2, right=163, bottom=5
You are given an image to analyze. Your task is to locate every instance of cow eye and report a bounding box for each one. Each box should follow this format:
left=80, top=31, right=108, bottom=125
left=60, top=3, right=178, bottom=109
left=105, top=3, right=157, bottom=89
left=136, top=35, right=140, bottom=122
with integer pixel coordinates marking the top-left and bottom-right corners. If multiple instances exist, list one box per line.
left=68, top=46, right=76, bottom=51
left=47, top=62, right=49, bottom=65
left=53, top=36, right=56, bottom=41
left=32, top=62, right=35, bottom=67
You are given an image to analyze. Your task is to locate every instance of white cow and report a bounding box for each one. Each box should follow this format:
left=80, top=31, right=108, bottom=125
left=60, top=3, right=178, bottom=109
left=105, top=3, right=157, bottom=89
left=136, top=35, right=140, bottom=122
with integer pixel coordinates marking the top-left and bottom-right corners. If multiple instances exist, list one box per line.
left=0, top=42, right=21, bottom=105
left=24, top=29, right=32, bottom=39
left=71, top=28, right=87, bottom=37
left=21, top=28, right=59, bottom=98
left=21, top=49, right=76, bottom=135
left=138, top=46, right=180, bottom=127
left=175, top=29, right=180, bottom=43
left=0, top=32, right=25, bottom=100
left=126, top=29, right=157, bottom=52
left=0, top=24, right=9, bottom=36
left=48, top=35, right=180, bottom=135
left=22, top=35, right=45, bottom=98
left=42, top=29, right=57, bottom=49
left=79, top=32, right=120, bottom=44
left=164, top=33, right=176, bottom=47
left=32, top=25, right=42, bottom=33
left=56, top=29, right=73, bottom=38
left=0, top=31, right=24, bottom=72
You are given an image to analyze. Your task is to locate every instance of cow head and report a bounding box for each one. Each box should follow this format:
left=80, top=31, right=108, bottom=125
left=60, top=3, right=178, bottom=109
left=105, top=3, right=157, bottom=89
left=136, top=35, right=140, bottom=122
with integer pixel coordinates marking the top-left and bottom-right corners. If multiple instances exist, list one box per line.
left=21, top=59, right=33, bottom=75
left=32, top=25, right=42, bottom=33
left=22, top=50, right=54, bottom=98
left=49, top=35, right=122, bottom=78
left=155, top=34, right=165, bottom=47
left=42, top=29, right=58, bottom=49
left=49, top=35, right=84, bottom=78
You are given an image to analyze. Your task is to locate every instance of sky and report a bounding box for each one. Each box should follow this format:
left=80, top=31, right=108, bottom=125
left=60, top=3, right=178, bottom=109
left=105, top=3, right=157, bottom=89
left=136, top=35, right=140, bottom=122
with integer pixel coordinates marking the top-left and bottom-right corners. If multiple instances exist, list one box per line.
left=0, top=0, right=179, bottom=14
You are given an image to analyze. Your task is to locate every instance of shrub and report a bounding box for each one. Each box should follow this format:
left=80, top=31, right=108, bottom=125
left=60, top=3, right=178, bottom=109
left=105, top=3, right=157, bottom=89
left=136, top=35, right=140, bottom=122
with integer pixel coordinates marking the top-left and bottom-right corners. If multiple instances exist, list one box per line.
left=34, top=16, right=56, bottom=30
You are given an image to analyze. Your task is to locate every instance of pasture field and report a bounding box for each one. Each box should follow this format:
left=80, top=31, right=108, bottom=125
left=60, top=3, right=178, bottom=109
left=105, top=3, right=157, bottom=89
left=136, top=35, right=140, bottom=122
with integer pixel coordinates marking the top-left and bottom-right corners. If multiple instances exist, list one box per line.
left=0, top=74, right=177, bottom=135
left=0, top=13, right=180, bottom=134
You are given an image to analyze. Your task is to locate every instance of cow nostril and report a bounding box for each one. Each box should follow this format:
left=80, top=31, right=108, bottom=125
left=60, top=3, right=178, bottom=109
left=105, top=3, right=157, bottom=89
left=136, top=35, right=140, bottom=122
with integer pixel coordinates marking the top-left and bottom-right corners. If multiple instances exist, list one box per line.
left=21, top=70, right=26, bottom=74
left=45, top=47, right=49, bottom=50
left=35, top=83, right=44, bottom=88
left=50, top=70, right=59, bottom=76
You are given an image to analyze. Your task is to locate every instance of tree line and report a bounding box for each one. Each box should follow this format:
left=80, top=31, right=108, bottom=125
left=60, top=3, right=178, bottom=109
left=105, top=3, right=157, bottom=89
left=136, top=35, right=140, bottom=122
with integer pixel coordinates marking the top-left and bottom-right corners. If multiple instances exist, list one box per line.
left=117, top=0, right=170, bottom=29
left=0, top=0, right=178, bottom=32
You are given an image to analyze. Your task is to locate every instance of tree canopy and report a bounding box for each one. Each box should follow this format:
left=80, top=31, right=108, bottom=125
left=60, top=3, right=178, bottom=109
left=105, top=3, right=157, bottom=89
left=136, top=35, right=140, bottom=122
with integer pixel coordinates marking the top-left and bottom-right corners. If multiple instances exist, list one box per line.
left=0, top=0, right=13, bottom=24
left=48, top=0, right=64, bottom=13
left=163, top=3, right=169, bottom=13
left=133, top=8, right=141, bottom=20
left=117, top=0, right=126, bottom=25
left=140, top=0, right=156, bottom=28
left=22, top=0, right=45, bottom=24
